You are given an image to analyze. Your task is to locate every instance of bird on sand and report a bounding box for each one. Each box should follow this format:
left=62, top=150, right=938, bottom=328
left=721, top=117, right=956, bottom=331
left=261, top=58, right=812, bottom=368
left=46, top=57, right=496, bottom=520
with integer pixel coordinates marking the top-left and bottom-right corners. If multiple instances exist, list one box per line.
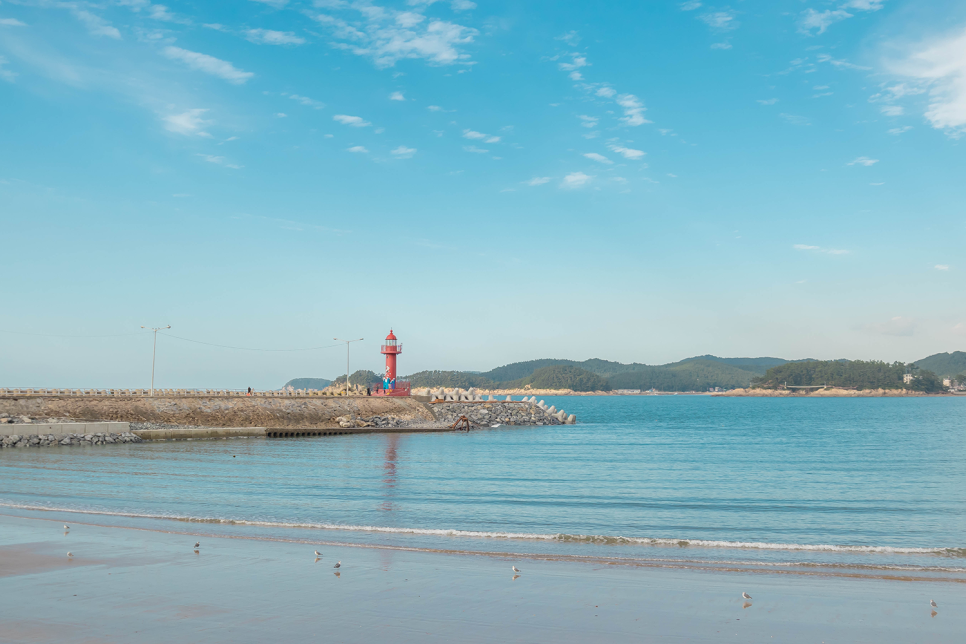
left=67, top=552, right=73, bottom=557
left=931, top=600, right=938, bottom=608
left=315, top=551, right=323, bottom=557
left=511, top=566, right=520, bottom=573
left=333, top=561, right=341, bottom=569
left=742, top=592, right=752, bottom=600
left=194, top=542, right=200, bottom=549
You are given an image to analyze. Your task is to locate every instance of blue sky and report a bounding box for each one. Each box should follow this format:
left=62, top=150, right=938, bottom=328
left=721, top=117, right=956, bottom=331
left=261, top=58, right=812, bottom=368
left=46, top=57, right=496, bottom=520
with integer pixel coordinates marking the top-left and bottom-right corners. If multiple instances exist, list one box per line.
left=1, top=0, right=965, bottom=388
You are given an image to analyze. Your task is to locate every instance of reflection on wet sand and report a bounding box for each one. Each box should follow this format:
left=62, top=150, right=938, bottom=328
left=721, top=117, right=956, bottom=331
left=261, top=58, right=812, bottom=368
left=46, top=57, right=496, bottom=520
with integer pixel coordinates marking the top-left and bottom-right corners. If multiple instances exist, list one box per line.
left=380, top=434, right=399, bottom=514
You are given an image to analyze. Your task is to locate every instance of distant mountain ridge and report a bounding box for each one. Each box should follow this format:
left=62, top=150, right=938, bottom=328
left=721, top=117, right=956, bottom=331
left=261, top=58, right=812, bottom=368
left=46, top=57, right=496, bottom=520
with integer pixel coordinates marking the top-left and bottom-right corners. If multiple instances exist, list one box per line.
left=913, top=352, right=966, bottom=377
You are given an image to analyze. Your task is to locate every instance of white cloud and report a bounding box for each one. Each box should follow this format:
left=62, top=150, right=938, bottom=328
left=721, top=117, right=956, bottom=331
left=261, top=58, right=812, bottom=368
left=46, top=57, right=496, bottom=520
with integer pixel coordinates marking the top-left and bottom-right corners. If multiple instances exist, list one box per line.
left=758, top=98, right=779, bottom=105
left=843, top=0, right=884, bottom=10
left=451, top=0, right=476, bottom=11
left=333, top=114, right=371, bottom=127
left=816, top=54, right=870, bottom=71
left=780, top=113, right=810, bottom=126
left=275, top=112, right=287, bottom=118
left=244, top=29, right=305, bottom=45
left=525, top=177, right=551, bottom=186
left=891, top=26, right=966, bottom=133
left=561, top=171, right=592, bottom=188
left=197, top=154, right=241, bottom=169
left=888, top=126, right=912, bottom=134
left=880, top=105, right=904, bottom=116
left=848, top=156, right=879, bottom=166
left=609, top=145, right=646, bottom=160
left=288, top=94, right=325, bottom=109
left=616, top=93, right=649, bottom=126
left=794, top=244, right=850, bottom=255
left=162, top=109, right=210, bottom=136
left=680, top=1, right=702, bottom=10
left=0, top=56, right=17, bottom=82
left=162, top=47, right=253, bottom=84
left=390, top=145, right=416, bottom=158
left=485, top=136, right=500, bottom=143
left=557, top=30, right=580, bottom=46
left=799, top=9, right=852, bottom=36
left=569, top=71, right=583, bottom=81
left=250, top=0, right=289, bottom=6
left=583, top=152, right=613, bottom=164
left=71, top=9, right=121, bottom=39
left=711, top=42, right=732, bottom=50
left=935, top=264, right=950, bottom=271
left=462, top=129, right=486, bottom=139
left=463, top=145, right=488, bottom=153
left=558, top=53, right=588, bottom=72
left=310, top=5, right=478, bottom=68
left=595, top=86, right=616, bottom=98
left=347, top=145, right=369, bottom=153
left=0, top=18, right=27, bottom=27
left=579, top=115, right=598, bottom=128
left=699, top=11, right=738, bottom=32
left=861, top=316, right=916, bottom=337
left=389, top=91, right=405, bottom=100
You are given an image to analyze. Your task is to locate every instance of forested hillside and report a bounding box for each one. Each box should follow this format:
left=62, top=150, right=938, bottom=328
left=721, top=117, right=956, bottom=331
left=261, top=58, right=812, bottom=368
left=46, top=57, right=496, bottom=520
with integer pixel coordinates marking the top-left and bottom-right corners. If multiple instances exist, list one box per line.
left=752, top=360, right=945, bottom=392
left=914, top=352, right=966, bottom=377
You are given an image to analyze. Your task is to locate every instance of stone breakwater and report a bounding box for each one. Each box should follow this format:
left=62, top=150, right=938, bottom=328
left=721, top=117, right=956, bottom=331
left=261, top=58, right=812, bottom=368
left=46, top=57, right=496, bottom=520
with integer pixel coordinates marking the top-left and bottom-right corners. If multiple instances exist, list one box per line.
left=0, top=432, right=142, bottom=448
left=430, top=401, right=572, bottom=427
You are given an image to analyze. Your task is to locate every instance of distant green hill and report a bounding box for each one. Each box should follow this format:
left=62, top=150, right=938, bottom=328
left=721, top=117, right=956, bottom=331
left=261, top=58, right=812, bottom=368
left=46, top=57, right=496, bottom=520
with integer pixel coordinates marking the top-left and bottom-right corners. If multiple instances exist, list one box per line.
left=284, top=377, right=332, bottom=390
left=914, top=352, right=966, bottom=377
left=752, top=359, right=945, bottom=392
left=405, top=355, right=789, bottom=392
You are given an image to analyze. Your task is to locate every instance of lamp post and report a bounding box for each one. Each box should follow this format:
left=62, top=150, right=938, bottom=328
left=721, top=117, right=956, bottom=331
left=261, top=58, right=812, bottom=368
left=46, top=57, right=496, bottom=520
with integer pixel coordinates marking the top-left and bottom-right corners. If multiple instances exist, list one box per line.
left=141, top=325, right=171, bottom=396
left=334, top=338, right=363, bottom=396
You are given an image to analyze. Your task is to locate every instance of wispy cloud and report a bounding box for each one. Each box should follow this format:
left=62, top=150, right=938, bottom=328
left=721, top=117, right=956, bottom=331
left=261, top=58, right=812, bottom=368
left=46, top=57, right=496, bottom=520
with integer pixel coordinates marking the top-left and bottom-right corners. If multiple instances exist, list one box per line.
left=758, top=98, right=779, bottom=105
left=333, top=114, right=371, bottom=127
left=579, top=115, right=598, bottom=128
left=286, top=93, right=325, bottom=109
left=0, top=56, right=16, bottom=82
left=347, top=145, right=369, bottom=153
left=561, top=171, right=592, bottom=188
left=524, top=177, right=551, bottom=186
left=608, top=145, right=645, bottom=160
left=463, top=145, right=488, bottom=153
left=389, top=91, right=405, bottom=101
left=310, top=4, right=478, bottom=68
left=616, top=94, right=649, bottom=126
left=0, top=18, right=27, bottom=27
left=680, top=1, right=702, bottom=10
left=162, top=109, right=211, bottom=136
left=780, top=113, right=810, bottom=126
left=390, top=145, right=416, bottom=158
left=888, top=125, right=912, bottom=135
left=197, top=154, right=241, bottom=169
left=71, top=8, right=121, bottom=39
left=794, top=244, right=850, bottom=255
left=556, top=30, right=580, bottom=46
left=583, top=152, right=612, bottom=164
left=162, top=47, right=253, bottom=84
left=935, top=264, right=950, bottom=271
left=244, top=29, right=305, bottom=45
left=799, top=9, right=852, bottom=36
left=699, top=10, right=738, bottom=32
left=848, top=156, right=879, bottom=166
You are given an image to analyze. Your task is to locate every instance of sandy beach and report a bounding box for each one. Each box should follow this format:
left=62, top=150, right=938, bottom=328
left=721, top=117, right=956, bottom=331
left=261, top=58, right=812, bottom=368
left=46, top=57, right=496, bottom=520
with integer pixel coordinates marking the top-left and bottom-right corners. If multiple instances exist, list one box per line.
left=1, top=513, right=962, bottom=644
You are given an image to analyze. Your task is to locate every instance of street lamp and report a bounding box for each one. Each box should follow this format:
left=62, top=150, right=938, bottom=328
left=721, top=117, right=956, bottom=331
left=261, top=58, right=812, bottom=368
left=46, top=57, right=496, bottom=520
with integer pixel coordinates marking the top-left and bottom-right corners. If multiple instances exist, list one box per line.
left=334, top=338, right=363, bottom=397
left=141, top=325, right=171, bottom=396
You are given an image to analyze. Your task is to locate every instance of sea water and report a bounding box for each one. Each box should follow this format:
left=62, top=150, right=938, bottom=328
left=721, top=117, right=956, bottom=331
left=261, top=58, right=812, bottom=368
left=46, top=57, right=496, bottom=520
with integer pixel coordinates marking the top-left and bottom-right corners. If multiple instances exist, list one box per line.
left=2, top=396, right=965, bottom=578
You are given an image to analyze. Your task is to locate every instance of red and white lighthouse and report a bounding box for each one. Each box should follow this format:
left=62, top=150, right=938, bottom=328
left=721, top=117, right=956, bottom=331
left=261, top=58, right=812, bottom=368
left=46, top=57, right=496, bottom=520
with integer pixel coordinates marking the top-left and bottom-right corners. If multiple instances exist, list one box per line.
left=380, top=329, right=402, bottom=392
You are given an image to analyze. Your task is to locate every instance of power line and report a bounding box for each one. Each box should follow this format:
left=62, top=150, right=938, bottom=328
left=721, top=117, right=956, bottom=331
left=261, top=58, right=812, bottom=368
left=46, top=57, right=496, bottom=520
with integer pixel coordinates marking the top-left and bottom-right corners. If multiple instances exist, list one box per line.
left=158, top=332, right=345, bottom=353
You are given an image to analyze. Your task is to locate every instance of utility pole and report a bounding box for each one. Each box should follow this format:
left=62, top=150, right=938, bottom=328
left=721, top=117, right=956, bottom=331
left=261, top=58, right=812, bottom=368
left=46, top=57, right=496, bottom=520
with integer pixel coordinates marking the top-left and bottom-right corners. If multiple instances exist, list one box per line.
left=334, top=338, right=363, bottom=397
left=141, top=325, right=171, bottom=396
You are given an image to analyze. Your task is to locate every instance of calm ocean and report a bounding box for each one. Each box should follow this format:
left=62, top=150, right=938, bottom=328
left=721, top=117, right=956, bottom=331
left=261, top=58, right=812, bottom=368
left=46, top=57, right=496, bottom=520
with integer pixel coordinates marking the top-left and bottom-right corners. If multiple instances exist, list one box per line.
left=3, top=396, right=965, bottom=578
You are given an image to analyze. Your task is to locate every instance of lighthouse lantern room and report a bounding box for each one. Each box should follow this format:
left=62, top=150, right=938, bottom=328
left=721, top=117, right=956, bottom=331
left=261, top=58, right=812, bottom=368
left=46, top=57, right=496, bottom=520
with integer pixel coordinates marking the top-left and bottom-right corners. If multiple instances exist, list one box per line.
left=377, top=329, right=409, bottom=396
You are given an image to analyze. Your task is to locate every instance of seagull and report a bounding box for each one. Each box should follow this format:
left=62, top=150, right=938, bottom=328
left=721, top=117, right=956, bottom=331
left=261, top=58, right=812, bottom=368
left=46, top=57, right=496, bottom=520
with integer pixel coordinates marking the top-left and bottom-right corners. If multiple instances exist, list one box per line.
left=67, top=552, right=73, bottom=557
left=64, top=525, right=70, bottom=530
left=194, top=542, right=200, bottom=549
left=511, top=566, right=520, bottom=573
left=315, top=550, right=323, bottom=557
left=931, top=600, right=938, bottom=608
left=333, top=561, right=341, bottom=569
left=742, top=592, right=752, bottom=600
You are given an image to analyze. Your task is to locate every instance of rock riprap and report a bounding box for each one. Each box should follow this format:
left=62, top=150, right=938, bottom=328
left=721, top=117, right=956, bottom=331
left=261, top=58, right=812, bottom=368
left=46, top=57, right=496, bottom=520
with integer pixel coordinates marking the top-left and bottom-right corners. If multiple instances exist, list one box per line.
left=0, top=432, right=143, bottom=448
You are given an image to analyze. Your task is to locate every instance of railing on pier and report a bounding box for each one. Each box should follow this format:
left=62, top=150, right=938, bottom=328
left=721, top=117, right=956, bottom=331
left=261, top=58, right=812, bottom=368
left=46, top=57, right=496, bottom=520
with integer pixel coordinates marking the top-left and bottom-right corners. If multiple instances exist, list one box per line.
left=0, top=388, right=373, bottom=398
left=370, top=381, right=411, bottom=397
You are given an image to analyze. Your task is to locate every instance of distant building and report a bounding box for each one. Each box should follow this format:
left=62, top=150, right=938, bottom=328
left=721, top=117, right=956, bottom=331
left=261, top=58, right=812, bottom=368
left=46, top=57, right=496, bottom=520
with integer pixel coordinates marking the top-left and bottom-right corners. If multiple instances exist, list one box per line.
left=903, top=373, right=914, bottom=384
left=943, top=378, right=952, bottom=388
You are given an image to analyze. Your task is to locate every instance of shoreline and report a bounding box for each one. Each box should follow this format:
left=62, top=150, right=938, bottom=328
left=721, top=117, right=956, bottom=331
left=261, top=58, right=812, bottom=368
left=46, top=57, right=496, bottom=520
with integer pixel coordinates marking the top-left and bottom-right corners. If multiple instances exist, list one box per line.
left=2, top=513, right=963, bottom=643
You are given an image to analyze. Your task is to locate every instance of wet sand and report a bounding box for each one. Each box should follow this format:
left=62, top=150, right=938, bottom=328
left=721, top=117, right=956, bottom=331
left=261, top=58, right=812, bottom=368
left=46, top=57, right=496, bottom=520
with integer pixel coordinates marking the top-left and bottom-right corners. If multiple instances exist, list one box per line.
left=1, top=514, right=962, bottom=643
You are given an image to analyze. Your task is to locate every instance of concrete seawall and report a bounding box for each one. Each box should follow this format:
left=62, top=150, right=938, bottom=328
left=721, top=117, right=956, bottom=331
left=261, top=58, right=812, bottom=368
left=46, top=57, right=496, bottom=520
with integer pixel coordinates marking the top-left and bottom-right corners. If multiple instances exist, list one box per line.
left=0, top=395, right=436, bottom=430
left=1, top=422, right=131, bottom=438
